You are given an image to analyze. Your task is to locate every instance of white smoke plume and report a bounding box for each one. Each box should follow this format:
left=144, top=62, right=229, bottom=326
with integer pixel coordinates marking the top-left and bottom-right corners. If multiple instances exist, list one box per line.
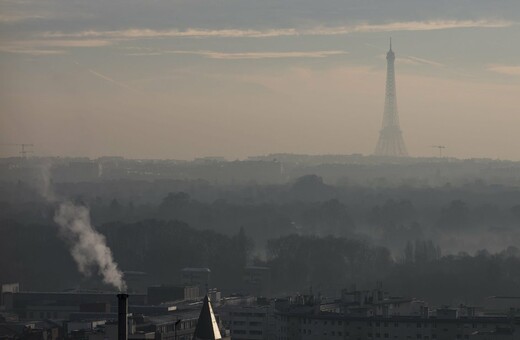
left=39, top=165, right=126, bottom=291
left=54, top=201, right=127, bottom=291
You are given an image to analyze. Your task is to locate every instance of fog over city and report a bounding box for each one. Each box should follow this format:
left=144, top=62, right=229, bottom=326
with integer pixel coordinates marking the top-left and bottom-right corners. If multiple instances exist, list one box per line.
left=1, top=1, right=520, bottom=340
left=1, top=0, right=520, bottom=159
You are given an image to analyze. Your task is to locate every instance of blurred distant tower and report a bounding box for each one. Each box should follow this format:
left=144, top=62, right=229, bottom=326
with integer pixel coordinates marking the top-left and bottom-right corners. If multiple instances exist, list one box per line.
left=374, top=39, right=408, bottom=157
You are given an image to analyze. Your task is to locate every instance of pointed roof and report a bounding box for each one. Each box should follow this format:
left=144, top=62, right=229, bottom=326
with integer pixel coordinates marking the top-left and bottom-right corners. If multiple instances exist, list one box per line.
left=193, top=295, right=222, bottom=340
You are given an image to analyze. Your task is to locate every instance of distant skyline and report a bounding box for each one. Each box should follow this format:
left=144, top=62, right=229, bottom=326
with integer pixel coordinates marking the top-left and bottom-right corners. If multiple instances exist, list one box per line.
left=1, top=1, right=520, bottom=160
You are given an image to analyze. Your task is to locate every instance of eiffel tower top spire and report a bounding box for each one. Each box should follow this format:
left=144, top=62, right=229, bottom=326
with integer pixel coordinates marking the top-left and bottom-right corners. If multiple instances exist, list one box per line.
left=387, top=38, right=395, bottom=61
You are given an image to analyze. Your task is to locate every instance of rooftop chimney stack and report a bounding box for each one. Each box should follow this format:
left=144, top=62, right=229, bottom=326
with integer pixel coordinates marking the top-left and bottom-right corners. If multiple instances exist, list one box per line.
left=117, top=293, right=129, bottom=340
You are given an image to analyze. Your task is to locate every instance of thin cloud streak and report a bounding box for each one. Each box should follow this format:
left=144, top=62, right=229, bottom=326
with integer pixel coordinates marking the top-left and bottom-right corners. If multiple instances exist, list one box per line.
left=5, top=19, right=510, bottom=55
left=351, top=20, right=513, bottom=32
left=127, top=50, right=348, bottom=59
left=0, top=39, right=110, bottom=55
left=0, top=46, right=65, bottom=55
left=488, top=65, right=520, bottom=76
left=38, top=39, right=111, bottom=47
left=44, top=28, right=300, bottom=39
left=43, top=19, right=514, bottom=40
left=0, top=13, right=48, bottom=23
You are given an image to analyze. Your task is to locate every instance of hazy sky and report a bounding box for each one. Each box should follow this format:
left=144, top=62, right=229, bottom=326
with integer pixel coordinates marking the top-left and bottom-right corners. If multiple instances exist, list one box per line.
left=1, top=0, right=519, bottom=160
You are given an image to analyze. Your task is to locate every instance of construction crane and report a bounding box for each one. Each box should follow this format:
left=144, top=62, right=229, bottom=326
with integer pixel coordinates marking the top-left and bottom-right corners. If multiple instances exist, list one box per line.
left=1, top=143, right=34, bottom=158
left=431, top=145, right=446, bottom=158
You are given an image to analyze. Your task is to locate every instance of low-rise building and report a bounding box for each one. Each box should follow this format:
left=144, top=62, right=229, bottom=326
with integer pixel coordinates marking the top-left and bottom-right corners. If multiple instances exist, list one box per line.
left=181, top=268, right=211, bottom=289
left=220, top=304, right=271, bottom=340
left=243, top=267, right=271, bottom=298
left=272, top=288, right=519, bottom=340
left=147, top=285, right=200, bottom=305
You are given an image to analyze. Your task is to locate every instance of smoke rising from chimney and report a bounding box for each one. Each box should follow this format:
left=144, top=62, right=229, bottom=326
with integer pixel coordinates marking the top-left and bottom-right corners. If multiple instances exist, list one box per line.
left=54, top=202, right=127, bottom=291
left=39, top=165, right=126, bottom=291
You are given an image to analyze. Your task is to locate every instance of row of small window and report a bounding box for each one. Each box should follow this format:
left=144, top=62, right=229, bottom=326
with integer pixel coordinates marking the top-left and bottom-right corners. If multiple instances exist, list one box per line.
left=232, top=330, right=263, bottom=335
left=297, top=330, right=472, bottom=339
left=366, top=333, right=470, bottom=339
left=231, top=312, right=266, bottom=317
left=302, top=319, right=345, bottom=325
left=28, top=311, right=59, bottom=319
left=233, top=321, right=263, bottom=326
left=301, top=319, right=492, bottom=330
left=302, top=329, right=344, bottom=336
left=162, top=320, right=196, bottom=332
left=367, top=322, right=487, bottom=329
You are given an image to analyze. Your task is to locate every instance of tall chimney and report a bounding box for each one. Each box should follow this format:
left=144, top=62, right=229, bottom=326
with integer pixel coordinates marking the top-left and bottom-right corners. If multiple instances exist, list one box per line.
left=117, top=293, right=129, bottom=340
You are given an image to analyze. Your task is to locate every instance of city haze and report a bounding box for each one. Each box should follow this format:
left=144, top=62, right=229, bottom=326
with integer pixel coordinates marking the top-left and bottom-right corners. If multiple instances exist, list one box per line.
left=1, top=0, right=520, bottom=160
left=2, top=3, right=520, bottom=338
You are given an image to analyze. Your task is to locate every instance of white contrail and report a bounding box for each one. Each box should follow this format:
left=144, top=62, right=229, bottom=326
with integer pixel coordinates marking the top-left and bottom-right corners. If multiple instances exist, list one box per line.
left=365, top=42, right=445, bottom=68
left=73, top=61, right=142, bottom=94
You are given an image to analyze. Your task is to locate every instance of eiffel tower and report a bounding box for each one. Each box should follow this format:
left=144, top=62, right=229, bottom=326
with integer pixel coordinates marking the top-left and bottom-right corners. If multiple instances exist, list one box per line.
left=374, top=39, right=408, bottom=157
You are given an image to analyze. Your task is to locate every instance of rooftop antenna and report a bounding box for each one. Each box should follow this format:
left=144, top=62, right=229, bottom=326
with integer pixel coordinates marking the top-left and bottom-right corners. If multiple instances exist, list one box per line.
left=431, top=145, right=446, bottom=158
left=389, top=37, right=392, bottom=51
left=1, top=143, right=34, bottom=158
